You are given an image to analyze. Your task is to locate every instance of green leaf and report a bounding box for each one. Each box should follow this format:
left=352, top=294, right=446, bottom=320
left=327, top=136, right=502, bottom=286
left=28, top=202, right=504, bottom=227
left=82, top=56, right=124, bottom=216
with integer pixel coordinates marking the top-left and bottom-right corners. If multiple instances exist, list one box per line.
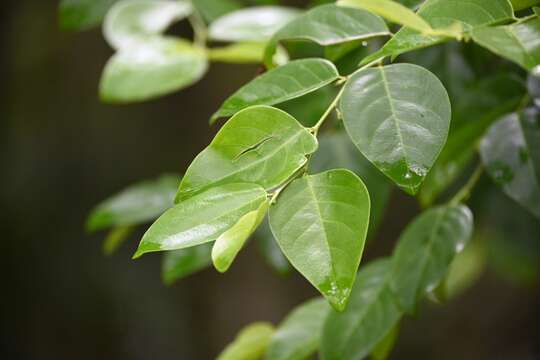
left=277, top=85, right=339, bottom=127
left=511, top=0, right=540, bottom=10
left=208, top=6, right=300, bottom=42
left=264, top=4, right=390, bottom=67
left=192, top=0, right=242, bottom=23
left=340, top=63, right=451, bottom=195
left=444, top=238, right=487, bottom=299
left=371, top=323, right=399, bottom=360
left=212, top=200, right=269, bottom=272
left=266, top=298, right=331, bottom=360
left=217, top=322, right=275, bottom=360
left=103, top=0, right=192, bottom=50
left=480, top=109, right=540, bottom=219
left=390, top=205, right=474, bottom=313
left=162, top=243, right=213, bottom=285
left=103, top=226, right=134, bottom=255
left=471, top=18, right=540, bottom=71
left=208, top=42, right=266, bottom=64
left=269, top=169, right=370, bottom=311
left=178, top=106, right=318, bottom=201
left=59, top=0, right=117, bottom=31
left=87, top=174, right=180, bottom=232
left=256, top=217, right=292, bottom=276
left=320, top=259, right=402, bottom=360
left=134, top=183, right=268, bottom=258
left=211, top=59, right=339, bottom=122
left=100, top=37, right=208, bottom=103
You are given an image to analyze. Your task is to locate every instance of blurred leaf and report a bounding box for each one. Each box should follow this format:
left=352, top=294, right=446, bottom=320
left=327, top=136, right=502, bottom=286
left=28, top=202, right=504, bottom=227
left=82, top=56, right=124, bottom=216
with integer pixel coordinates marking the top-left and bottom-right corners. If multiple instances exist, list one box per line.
left=480, top=109, right=540, bottom=219
left=208, top=42, right=266, bottom=63
left=276, top=85, right=338, bottom=127
left=264, top=4, right=390, bottom=67
left=103, top=226, right=134, bottom=255
left=340, top=63, right=451, bottom=195
left=511, top=0, right=540, bottom=10
left=266, top=298, right=330, bottom=360
left=211, top=59, right=339, bottom=122
left=87, top=173, right=180, bottom=232
left=192, top=0, right=242, bottom=23
left=444, top=238, right=487, bottom=299
left=217, top=322, right=275, bottom=360
left=162, top=243, right=213, bottom=285
left=208, top=6, right=300, bottom=42
left=212, top=200, right=269, bottom=272
left=390, top=205, right=474, bottom=313
left=133, top=183, right=267, bottom=258
left=59, top=0, right=117, bottom=31
left=255, top=217, right=292, bottom=276
left=269, top=169, right=370, bottom=311
left=471, top=18, right=540, bottom=71
left=397, top=0, right=425, bottom=9
left=100, top=37, right=208, bottom=103
left=371, top=323, right=399, bottom=360
left=321, top=259, right=402, bottom=360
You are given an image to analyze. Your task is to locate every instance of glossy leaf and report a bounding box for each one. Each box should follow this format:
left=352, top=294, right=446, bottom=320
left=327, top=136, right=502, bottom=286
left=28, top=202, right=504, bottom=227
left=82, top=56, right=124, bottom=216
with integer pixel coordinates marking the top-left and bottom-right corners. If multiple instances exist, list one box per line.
left=390, top=205, right=474, bottom=313
left=217, top=322, right=275, bottom=360
left=162, top=243, right=213, bottom=285
left=87, top=174, right=180, bottom=232
left=320, top=259, right=402, bottom=360
left=340, top=63, right=451, bottom=195
left=192, top=0, right=242, bottom=23
left=269, top=169, right=370, bottom=311
left=211, top=59, right=339, bottom=121
left=208, top=6, right=300, bottom=42
left=256, top=217, right=292, bottom=276
left=59, top=0, right=117, bottom=31
left=133, top=183, right=268, bottom=258
left=266, top=298, right=330, bottom=360
left=100, top=37, right=208, bottom=103
left=264, top=4, right=390, bottom=66
left=178, top=106, right=318, bottom=201
left=471, top=18, right=540, bottom=71
left=480, top=109, right=540, bottom=219
left=208, top=42, right=266, bottom=64
left=212, top=200, right=269, bottom=272
left=103, top=226, right=134, bottom=255
left=103, top=0, right=192, bottom=50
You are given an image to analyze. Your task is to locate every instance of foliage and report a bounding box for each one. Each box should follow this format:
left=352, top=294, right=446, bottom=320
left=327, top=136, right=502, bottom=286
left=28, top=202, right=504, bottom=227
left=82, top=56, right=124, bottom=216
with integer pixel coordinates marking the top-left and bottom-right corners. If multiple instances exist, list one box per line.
left=66, top=0, right=540, bottom=358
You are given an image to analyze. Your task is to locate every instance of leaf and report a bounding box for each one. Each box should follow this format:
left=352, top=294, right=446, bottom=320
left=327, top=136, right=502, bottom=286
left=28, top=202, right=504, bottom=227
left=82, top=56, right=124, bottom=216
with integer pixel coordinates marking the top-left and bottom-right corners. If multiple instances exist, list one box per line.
left=211, top=59, right=339, bottom=122
left=208, top=6, right=300, bottom=42
left=444, top=238, right=487, bottom=299
left=87, top=174, right=180, bottom=232
left=340, top=63, right=451, bottom=195
left=100, top=37, right=208, bottom=103
left=162, top=243, right=213, bottom=285
left=178, top=106, right=318, bottom=201
left=471, top=18, right=540, bottom=71
left=320, top=259, right=402, bottom=360
left=192, top=0, right=242, bottom=23
left=103, top=0, right=192, bottom=50
left=269, top=169, right=370, bottom=311
left=103, top=226, right=134, bottom=255
left=212, top=200, right=269, bottom=272
left=371, top=323, right=399, bottom=360
left=208, top=42, right=266, bottom=64
left=390, top=205, right=474, bottom=313
left=256, top=217, right=292, bottom=276
left=59, top=0, right=117, bottom=31
left=511, top=0, right=540, bottom=10
left=217, top=322, right=275, bottom=360
left=133, top=183, right=268, bottom=258
left=480, top=109, right=540, bottom=219
left=277, top=85, right=339, bottom=127
left=264, top=4, right=390, bottom=67
left=266, top=298, right=331, bottom=360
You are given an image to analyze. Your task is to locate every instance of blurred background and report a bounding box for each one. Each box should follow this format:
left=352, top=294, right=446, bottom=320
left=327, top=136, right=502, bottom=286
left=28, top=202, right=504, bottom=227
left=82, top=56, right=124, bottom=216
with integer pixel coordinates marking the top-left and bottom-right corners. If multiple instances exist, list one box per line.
left=1, top=1, right=540, bottom=359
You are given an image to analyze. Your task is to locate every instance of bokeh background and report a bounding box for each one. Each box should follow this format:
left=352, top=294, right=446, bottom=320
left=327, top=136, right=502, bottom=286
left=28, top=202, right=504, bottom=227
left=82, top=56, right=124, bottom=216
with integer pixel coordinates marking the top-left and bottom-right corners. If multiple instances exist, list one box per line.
left=2, top=1, right=540, bottom=359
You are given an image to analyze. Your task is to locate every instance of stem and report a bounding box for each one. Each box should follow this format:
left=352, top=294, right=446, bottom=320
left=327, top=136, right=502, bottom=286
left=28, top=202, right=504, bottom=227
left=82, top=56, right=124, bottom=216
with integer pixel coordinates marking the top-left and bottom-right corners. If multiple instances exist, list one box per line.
left=449, top=164, right=484, bottom=206
left=189, top=10, right=207, bottom=48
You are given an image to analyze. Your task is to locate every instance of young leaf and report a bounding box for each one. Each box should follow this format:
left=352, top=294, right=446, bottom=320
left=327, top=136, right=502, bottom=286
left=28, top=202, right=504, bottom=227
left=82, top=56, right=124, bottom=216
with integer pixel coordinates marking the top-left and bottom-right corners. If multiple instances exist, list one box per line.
left=320, top=259, right=402, bottom=360
left=264, top=4, right=390, bottom=67
left=162, top=243, right=213, bottom=285
left=212, top=200, right=269, bottom=272
left=208, top=42, right=266, bottom=64
left=100, top=37, right=208, bottom=103
left=269, top=169, right=370, bottom=311
left=480, top=109, right=540, bottom=219
left=266, top=298, right=331, bottom=360
left=103, top=0, right=192, bottom=50
left=87, top=174, right=180, bottom=232
left=390, top=205, right=474, bottom=313
left=471, top=18, right=540, bottom=71
left=59, top=0, right=117, bottom=31
left=217, top=322, right=275, bottom=360
left=340, top=63, right=451, bottom=195
left=178, top=106, right=318, bottom=201
left=208, top=6, right=300, bottom=42
left=133, top=183, right=268, bottom=258
left=211, top=59, right=339, bottom=121
left=256, top=217, right=292, bottom=276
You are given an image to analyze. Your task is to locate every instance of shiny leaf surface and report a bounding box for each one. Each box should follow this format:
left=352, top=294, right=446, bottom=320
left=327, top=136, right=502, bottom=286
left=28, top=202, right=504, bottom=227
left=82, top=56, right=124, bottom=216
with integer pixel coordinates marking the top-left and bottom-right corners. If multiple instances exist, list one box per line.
left=162, top=243, right=213, bottom=285
left=217, top=322, right=275, bottom=360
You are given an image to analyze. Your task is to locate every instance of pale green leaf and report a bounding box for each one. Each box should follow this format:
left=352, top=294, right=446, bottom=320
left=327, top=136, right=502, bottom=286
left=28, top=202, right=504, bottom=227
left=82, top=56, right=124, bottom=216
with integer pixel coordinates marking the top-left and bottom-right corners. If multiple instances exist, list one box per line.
left=266, top=298, right=330, bottom=360
left=269, top=169, right=370, bottom=311
left=208, top=42, right=266, bottom=64
left=59, top=0, right=117, bottom=31
left=134, top=183, right=268, bottom=258
left=178, top=106, right=318, bottom=201
left=340, top=63, right=451, bottom=195
left=211, top=59, right=339, bottom=121
left=217, top=322, right=275, bottom=360
left=162, top=243, right=213, bottom=285
left=103, top=226, right=134, bottom=255
left=256, top=217, right=292, bottom=276
left=371, top=323, right=399, bottom=360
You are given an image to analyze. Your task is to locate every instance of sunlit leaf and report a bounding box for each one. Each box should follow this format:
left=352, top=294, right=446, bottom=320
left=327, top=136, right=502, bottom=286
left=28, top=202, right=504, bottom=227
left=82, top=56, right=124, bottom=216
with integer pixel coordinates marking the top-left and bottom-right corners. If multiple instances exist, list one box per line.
left=217, top=322, right=275, bottom=360
left=162, top=243, right=213, bottom=285
left=208, top=42, right=266, bottom=64
left=59, top=0, right=117, bottom=31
